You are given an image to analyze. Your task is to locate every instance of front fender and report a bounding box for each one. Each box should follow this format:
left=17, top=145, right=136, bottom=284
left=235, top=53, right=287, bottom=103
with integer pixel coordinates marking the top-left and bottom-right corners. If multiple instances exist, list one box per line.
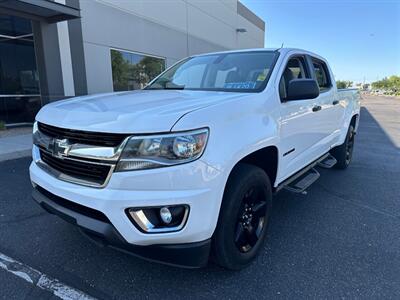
left=172, top=93, right=280, bottom=237
left=172, top=93, right=280, bottom=188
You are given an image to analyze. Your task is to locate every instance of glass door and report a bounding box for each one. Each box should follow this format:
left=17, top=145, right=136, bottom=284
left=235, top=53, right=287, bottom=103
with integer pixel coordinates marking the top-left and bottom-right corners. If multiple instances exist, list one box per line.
left=0, top=14, right=41, bottom=125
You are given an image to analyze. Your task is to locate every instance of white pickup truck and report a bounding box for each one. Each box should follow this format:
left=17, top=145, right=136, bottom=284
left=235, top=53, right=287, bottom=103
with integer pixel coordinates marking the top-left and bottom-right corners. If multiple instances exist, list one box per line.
left=30, top=48, right=360, bottom=270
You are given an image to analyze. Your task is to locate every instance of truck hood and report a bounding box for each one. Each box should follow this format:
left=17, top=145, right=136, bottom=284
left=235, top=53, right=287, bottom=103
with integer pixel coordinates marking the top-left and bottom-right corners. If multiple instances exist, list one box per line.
left=36, top=90, right=247, bottom=133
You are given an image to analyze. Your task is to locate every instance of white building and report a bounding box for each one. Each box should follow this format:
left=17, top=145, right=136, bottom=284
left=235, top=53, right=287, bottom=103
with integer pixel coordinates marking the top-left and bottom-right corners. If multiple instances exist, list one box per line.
left=0, top=0, right=265, bottom=124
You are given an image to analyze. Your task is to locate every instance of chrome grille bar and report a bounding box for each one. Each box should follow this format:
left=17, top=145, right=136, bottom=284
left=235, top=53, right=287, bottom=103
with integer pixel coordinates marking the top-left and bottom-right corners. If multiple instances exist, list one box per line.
left=33, top=123, right=130, bottom=188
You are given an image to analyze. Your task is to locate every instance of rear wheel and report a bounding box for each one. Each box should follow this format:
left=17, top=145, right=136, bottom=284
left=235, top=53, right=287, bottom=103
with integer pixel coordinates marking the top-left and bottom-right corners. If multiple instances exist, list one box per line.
left=212, top=163, right=272, bottom=270
left=331, top=124, right=355, bottom=169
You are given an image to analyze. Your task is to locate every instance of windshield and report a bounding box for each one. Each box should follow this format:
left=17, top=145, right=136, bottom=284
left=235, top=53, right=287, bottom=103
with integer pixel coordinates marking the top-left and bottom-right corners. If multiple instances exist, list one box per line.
left=146, top=51, right=278, bottom=93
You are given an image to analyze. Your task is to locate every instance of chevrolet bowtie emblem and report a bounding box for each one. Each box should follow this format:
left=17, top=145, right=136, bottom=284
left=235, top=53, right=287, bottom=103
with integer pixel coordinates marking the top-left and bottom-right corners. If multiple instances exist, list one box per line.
left=50, top=138, right=70, bottom=158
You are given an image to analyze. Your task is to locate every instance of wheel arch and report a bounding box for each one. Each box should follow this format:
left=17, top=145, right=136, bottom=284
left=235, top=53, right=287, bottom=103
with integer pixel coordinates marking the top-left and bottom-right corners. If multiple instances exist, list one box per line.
left=350, top=113, right=359, bottom=132
left=338, top=113, right=360, bottom=145
left=225, top=145, right=279, bottom=191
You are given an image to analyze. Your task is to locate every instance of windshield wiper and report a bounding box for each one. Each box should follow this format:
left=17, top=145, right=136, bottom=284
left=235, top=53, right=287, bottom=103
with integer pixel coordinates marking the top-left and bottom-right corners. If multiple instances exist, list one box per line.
left=165, top=85, right=185, bottom=90
left=147, top=85, right=185, bottom=90
left=147, top=78, right=185, bottom=90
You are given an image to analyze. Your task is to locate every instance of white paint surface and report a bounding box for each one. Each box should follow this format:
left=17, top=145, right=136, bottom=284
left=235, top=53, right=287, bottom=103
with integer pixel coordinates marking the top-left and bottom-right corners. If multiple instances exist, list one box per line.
left=0, top=252, right=96, bottom=300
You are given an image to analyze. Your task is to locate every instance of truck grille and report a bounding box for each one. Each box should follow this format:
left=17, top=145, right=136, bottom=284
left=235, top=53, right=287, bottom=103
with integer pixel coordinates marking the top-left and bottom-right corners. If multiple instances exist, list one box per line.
left=38, top=122, right=128, bottom=147
left=36, top=185, right=111, bottom=223
left=40, top=149, right=112, bottom=186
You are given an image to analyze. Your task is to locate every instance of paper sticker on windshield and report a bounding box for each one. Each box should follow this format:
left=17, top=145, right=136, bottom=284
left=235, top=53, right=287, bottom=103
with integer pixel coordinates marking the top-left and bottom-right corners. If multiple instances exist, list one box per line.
left=257, top=73, right=266, bottom=81
left=224, top=82, right=257, bottom=89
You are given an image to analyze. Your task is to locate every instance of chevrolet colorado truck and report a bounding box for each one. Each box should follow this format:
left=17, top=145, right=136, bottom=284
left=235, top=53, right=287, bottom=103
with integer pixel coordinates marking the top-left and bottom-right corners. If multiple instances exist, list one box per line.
left=30, top=48, right=360, bottom=270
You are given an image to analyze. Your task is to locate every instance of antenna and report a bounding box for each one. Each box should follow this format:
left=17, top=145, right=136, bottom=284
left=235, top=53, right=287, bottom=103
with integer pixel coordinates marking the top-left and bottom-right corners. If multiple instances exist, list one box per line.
left=274, top=43, right=284, bottom=52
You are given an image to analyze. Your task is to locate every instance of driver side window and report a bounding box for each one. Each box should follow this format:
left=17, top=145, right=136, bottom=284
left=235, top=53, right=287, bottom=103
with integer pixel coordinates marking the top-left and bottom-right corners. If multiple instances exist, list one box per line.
left=279, top=57, right=310, bottom=101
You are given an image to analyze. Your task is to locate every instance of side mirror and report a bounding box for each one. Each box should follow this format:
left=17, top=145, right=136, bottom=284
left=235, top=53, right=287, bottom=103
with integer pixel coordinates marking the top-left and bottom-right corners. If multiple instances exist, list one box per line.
left=286, top=79, right=320, bottom=100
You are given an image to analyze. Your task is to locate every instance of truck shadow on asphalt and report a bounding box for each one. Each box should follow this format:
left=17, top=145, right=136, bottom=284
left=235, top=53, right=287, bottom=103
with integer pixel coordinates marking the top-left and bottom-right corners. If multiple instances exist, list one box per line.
left=1, top=104, right=400, bottom=298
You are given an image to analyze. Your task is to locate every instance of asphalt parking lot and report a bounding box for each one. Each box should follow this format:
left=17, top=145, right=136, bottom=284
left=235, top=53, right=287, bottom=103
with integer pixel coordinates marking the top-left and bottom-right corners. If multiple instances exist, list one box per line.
left=0, top=95, right=399, bottom=299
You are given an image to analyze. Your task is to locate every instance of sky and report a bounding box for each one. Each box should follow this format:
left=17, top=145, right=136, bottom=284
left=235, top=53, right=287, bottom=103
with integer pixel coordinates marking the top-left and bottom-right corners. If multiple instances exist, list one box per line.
left=240, top=0, right=400, bottom=83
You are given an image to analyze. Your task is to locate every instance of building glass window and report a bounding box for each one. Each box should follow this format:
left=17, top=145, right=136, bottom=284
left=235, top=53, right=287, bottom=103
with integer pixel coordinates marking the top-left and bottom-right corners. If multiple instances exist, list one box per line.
left=0, top=14, right=40, bottom=124
left=111, top=49, right=165, bottom=91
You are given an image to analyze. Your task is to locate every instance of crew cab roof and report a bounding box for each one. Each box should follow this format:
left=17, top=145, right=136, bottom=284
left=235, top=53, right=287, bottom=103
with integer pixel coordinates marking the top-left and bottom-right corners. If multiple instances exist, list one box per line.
left=191, top=48, right=327, bottom=62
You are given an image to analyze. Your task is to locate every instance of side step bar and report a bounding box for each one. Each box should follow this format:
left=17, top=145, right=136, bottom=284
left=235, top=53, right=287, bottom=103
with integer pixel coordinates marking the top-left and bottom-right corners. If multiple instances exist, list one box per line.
left=317, top=153, right=337, bottom=169
left=283, top=168, right=320, bottom=193
left=276, top=153, right=330, bottom=194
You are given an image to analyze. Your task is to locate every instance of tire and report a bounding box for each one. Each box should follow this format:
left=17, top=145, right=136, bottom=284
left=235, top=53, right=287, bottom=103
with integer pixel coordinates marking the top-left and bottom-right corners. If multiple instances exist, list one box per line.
left=212, top=163, right=272, bottom=270
left=331, top=124, right=355, bottom=169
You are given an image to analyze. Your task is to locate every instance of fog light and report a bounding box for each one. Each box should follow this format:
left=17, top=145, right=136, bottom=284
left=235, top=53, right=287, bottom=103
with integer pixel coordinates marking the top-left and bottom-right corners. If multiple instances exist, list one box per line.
left=160, top=207, right=172, bottom=224
left=127, top=205, right=189, bottom=233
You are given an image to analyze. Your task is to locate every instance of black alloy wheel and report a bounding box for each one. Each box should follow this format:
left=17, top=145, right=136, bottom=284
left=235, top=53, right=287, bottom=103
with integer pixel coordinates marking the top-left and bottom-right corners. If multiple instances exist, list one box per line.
left=331, top=124, right=356, bottom=169
left=235, top=186, right=268, bottom=253
left=345, top=126, right=355, bottom=165
left=212, top=163, right=272, bottom=270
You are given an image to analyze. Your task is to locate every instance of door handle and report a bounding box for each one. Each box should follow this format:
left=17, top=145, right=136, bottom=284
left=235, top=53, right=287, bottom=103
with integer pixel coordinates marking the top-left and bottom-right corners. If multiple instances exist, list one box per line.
left=312, top=105, right=322, bottom=112
left=332, top=100, right=339, bottom=105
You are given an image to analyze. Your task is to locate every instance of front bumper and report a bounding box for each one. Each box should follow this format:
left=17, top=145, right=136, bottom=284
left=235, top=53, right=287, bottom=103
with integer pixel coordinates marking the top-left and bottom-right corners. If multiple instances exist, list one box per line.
left=29, top=144, right=227, bottom=266
left=32, top=186, right=211, bottom=268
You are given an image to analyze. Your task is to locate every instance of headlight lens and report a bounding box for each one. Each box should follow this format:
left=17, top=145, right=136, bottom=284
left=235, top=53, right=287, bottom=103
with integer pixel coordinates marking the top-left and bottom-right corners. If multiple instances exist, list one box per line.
left=33, top=121, right=38, bottom=134
left=116, top=128, right=209, bottom=171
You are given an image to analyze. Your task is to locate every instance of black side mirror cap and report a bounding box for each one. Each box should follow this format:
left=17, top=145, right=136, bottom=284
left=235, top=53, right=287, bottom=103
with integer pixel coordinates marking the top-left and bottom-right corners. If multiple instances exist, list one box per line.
left=286, top=79, right=320, bottom=101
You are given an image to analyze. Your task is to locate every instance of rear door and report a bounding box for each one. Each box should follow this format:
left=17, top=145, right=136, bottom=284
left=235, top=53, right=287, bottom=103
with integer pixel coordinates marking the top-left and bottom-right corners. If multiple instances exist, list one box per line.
left=277, top=55, right=322, bottom=182
left=308, top=56, right=343, bottom=148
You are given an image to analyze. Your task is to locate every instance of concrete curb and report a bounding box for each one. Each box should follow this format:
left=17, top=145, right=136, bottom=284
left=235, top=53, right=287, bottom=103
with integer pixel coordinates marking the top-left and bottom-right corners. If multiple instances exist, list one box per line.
left=0, top=150, right=31, bottom=162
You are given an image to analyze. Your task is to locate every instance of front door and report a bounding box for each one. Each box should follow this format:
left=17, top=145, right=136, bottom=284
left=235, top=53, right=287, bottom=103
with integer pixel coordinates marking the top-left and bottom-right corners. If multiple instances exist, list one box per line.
left=277, top=55, right=323, bottom=183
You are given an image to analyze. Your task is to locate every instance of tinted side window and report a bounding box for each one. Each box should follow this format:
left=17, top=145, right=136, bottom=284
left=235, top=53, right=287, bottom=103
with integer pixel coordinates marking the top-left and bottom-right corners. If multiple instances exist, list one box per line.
left=312, top=59, right=331, bottom=91
left=279, top=56, right=309, bottom=100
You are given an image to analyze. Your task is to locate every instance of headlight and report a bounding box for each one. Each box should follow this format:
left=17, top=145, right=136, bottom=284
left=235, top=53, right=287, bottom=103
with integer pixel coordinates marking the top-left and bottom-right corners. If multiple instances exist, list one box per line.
left=33, top=121, right=38, bottom=134
left=116, top=128, right=209, bottom=171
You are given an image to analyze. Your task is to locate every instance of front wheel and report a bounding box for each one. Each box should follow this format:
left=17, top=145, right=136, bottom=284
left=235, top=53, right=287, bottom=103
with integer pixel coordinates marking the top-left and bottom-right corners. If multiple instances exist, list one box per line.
left=212, top=163, right=272, bottom=270
left=331, top=124, right=355, bottom=169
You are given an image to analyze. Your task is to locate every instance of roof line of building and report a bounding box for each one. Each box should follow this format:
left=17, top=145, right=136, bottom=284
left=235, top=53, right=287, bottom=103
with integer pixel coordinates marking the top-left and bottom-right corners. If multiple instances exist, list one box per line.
left=237, top=1, right=265, bottom=31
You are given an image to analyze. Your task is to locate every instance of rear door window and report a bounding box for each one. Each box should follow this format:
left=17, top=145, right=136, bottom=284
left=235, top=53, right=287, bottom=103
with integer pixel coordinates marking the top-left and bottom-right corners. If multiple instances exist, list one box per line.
left=311, top=59, right=331, bottom=91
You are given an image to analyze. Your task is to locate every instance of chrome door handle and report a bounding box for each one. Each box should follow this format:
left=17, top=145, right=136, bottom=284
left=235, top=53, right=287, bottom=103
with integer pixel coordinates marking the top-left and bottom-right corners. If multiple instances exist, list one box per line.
left=312, top=105, right=322, bottom=112
left=332, top=100, right=339, bottom=105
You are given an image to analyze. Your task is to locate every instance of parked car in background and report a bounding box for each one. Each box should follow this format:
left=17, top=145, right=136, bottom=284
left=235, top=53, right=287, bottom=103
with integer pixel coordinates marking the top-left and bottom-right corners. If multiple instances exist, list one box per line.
left=30, top=48, right=360, bottom=270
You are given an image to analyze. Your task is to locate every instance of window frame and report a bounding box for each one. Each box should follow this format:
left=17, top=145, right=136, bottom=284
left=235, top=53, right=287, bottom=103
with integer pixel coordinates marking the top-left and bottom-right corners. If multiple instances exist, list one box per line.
left=279, top=54, right=312, bottom=102
left=308, top=56, right=332, bottom=93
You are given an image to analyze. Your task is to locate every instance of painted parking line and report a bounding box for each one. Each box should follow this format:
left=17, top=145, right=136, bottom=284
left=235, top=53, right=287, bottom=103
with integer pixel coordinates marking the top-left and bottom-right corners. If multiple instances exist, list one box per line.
left=0, top=252, right=96, bottom=300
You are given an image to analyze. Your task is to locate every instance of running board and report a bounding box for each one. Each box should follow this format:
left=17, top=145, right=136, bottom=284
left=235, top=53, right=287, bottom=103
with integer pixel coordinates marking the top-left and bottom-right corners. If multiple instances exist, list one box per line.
left=317, top=153, right=337, bottom=169
left=276, top=153, right=329, bottom=194
left=283, top=168, right=320, bottom=193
